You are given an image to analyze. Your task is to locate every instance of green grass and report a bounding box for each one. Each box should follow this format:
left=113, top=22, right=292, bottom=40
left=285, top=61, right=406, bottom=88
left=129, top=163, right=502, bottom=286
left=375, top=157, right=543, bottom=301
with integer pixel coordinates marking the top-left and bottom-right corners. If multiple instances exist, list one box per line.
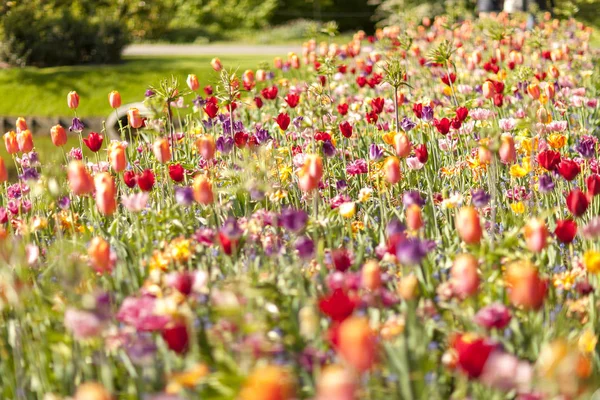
left=0, top=55, right=271, bottom=118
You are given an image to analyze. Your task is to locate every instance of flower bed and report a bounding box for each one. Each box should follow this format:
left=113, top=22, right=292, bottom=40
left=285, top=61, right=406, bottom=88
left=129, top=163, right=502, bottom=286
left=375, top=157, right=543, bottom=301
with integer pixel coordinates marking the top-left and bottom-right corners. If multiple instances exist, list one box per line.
left=0, top=12, right=599, bottom=400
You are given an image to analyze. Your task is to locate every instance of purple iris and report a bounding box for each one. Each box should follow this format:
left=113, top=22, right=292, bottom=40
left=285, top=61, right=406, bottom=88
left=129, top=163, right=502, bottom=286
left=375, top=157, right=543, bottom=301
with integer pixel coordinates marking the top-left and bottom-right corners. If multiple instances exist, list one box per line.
left=402, top=190, right=425, bottom=208
left=145, top=89, right=155, bottom=97
left=400, top=116, right=416, bottom=132
left=69, top=117, right=84, bottom=132
left=386, top=218, right=406, bottom=236
left=19, top=168, right=39, bottom=181
left=255, top=126, right=271, bottom=144
left=322, top=140, right=336, bottom=157
left=471, top=189, right=491, bottom=208
left=396, top=238, right=434, bottom=265
left=58, top=196, right=71, bottom=210
left=369, top=144, right=384, bottom=161
left=221, top=217, right=242, bottom=240
left=575, top=136, right=596, bottom=159
left=193, top=95, right=207, bottom=107
left=295, top=236, right=315, bottom=259
left=174, top=186, right=194, bottom=206
left=216, top=136, right=234, bottom=154
left=279, top=208, right=308, bottom=232
left=336, top=180, right=348, bottom=191
left=421, top=106, right=434, bottom=122
left=538, top=174, right=555, bottom=193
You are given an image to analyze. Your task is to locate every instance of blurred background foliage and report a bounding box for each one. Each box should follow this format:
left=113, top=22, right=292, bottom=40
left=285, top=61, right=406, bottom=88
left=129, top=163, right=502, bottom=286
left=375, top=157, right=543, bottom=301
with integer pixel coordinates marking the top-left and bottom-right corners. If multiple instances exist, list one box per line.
left=0, top=0, right=598, bottom=67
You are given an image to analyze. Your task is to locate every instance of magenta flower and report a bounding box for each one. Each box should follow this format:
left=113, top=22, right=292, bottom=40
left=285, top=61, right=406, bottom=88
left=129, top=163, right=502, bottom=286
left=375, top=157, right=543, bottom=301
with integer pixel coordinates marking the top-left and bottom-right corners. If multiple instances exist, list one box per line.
left=474, top=303, right=512, bottom=330
left=346, top=159, right=368, bottom=175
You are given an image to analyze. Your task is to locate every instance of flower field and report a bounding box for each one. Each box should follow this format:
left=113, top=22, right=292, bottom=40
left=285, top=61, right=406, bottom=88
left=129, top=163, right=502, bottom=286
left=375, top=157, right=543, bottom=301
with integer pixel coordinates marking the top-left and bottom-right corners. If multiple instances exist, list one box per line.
left=1, top=12, right=600, bottom=400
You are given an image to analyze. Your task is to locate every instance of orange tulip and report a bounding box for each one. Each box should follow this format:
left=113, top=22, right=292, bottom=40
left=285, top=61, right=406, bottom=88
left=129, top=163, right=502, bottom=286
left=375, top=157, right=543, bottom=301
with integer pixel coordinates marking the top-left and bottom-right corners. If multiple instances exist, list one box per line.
left=186, top=74, right=199, bottom=91
left=3, top=131, right=19, bottom=154
left=455, top=206, right=482, bottom=245
left=67, top=91, right=80, bottom=110
left=383, top=156, right=401, bottom=184
left=290, top=54, right=300, bottom=69
left=210, top=57, right=222, bottom=71
left=50, top=124, right=67, bottom=147
left=393, top=132, right=411, bottom=158
left=478, top=146, right=492, bottom=164
left=94, top=172, right=117, bottom=216
left=108, top=142, right=127, bottom=173
left=361, top=260, right=381, bottom=291
left=153, top=138, right=171, bottom=164
left=338, top=317, right=377, bottom=373
left=256, top=69, right=267, bottom=82
left=523, top=218, right=548, bottom=253
left=548, top=65, right=560, bottom=79
left=17, top=129, right=34, bottom=153
left=192, top=174, right=214, bottom=205
left=406, top=204, right=423, bottom=230
left=127, top=108, right=143, bottom=129
left=298, top=154, right=323, bottom=192
left=108, top=91, right=121, bottom=109
left=527, top=83, right=540, bottom=100
left=505, top=261, right=547, bottom=310
left=67, top=161, right=94, bottom=196
left=274, top=57, right=283, bottom=69
left=482, top=81, right=494, bottom=99
left=15, top=117, right=28, bottom=133
left=88, top=237, right=112, bottom=274
left=195, top=135, right=216, bottom=160
left=316, top=365, right=356, bottom=400
left=0, top=157, right=7, bottom=183
left=498, top=134, right=516, bottom=164
left=74, top=382, right=112, bottom=400
left=240, top=365, right=295, bottom=400
left=451, top=253, right=480, bottom=298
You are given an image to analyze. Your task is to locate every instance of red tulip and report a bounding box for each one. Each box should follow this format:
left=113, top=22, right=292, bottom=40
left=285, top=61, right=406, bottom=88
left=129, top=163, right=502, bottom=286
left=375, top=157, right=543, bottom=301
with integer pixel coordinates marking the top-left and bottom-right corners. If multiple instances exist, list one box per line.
left=371, top=97, right=385, bottom=114
left=492, top=93, right=503, bottom=107
left=537, top=150, right=561, bottom=171
left=275, top=113, right=291, bottom=131
left=338, top=317, right=377, bottom=373
left=319, top=289, right=356, bottom=322
left=137, top=169, right=155, bottom=192
left=557, top=159, right=580, bottom=181
left=203, top=101, right=219, bottom=119
left=566, top=188, right=589, bottom=217
left=168, top=164, right=185, bottom=182
left=339, top=121, right=353, bottom=138
left=337, top=103, right=349, bottom=115
left=412, top=103, right=423, bottom=119
left=523, top=218, right=548, bottom=253
left=586, top=174, right=600, bottom=196
left=234, top=131, right=248, bottom=148
left=554, top=219, right=577, bottom=243
left=162, top=320, right=189, bottom=354
left=455, top=106, right=469, bottom=122
left=331, top=249, right=352, bottom=272
left=285, top=93, right=300, bottom=108
left=415, top=144, right=428, bottom=163
left=254, top=96, right=263, bottom=109
left=123, top=170, right=136, bottom=188
left=83, top=132, right=103, bottom=152
left=451, top=334, right=497, bottom=378
left=434, top=118, right=451, bottom=135
left=441, top=72, right=456, bottom=86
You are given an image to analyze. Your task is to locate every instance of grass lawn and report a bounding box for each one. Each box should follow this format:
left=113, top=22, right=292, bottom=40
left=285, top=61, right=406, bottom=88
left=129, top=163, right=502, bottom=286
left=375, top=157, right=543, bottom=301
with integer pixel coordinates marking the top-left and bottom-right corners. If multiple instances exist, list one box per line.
left=0, top=55, right=272, bottom=118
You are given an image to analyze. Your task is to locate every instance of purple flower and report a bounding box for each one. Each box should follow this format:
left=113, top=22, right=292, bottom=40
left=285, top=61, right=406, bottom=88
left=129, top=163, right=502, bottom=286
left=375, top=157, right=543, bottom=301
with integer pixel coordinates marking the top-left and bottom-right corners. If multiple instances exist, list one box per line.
left=336, top=179, right=348, bottom=191
left=255, top=126, right=271, bottom=144
left=386, top=218, right=406, bottom=236
left=474, top=303, right=512, bottom=330
left=221, top=217, right=242, bottom=239
left=19, top=167, right=39, bottom=181
left=322, top=140, right=336, bottom=157
left=58, top=196, right=71, bottom=210
left=400, top=116, right=416, bottom=132
left=471, top=189, right=491, bottom=208
left=346, top=159, right=368, bottom=175
left=280, top=208, right=308, bottom=232
left=538, top=174, right=555, bottom=193
left=69, top=147, right=83, bottom=160
left=295, top=236, right=315, bottom=259
left=69, top=117, right=84, bottom=132
left=293, top=116, right=304, bottom=128
left=266, top=71, right=275, bottom=80
left=396, top=238, right=429, bottom=265
left=421, top=106, right=434, bottom=122
left=402, top=190, right=425, bottom=208
left=145, top=89, right=155, bottom=97
left=216, top=136, right=234, bottom=154
left=174, top=186, right=194, bottom=206
left=193, top=95, right=206, bottom=107
left=575, top=136, right=596, bottom=158
left=369, top=144, right=384, bottom=161
left=126, top=333, right=157, bottom=366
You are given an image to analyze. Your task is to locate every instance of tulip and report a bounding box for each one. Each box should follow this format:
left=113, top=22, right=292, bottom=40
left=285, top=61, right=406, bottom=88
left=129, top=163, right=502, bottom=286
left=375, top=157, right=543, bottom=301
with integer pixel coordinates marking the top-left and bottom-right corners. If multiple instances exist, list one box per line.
left=192, top=174, right=214, bottom=205
left=274, top=57, right=283, bottom=69
left=108, top=90, right=121, bottom=109
left=153, top=138, right=171, bottom=163
left=50, top=124, right=67, bottom=147
left=162, top=319, right=189, bottom=354
left=127, top=108, right=143, bottom=129
left=482, top=81, right=494, bottom=99
left=361, top=260, right=381, bottom=290
left=316, top=365, right=356, bottom=400
left=586, top=174, right=600, bottom=196
left=298, top=154, right=323, bottom=192
left=383, top=156, right=401, bottom=184
left=451, top=334, right=497, bottom=378
left=536, top=107, right=552, bottom=124
left=527, top=83, right=540, bottom=99
left=94, top=173, right=116, bottom=216
left=397, top=274, right=419, bottom=300
left=108, top=142, right=127, bottom=173
left=67, top=161, right=94, bottom=195
left=557, top=159, right=580, bottom=181
left=338, top=317, right=377, bottom=372
left=414, top=143, right=428, bottom=163
left=275, top=113, right=291, bottom=131
left=74, top=382, right=111, bottom=400
left=16, top=129, right=34, bottom=153
left=256, top=69, right=266, bottom=81
left=451, top=253, right=480, bottom=298
left=339, top=121, right=353, bottom=138
left=478, top=146, right=492, bottom=164
left=498, top=134, right=516, bottom=164
left=88, top=237, right=111, bottom=274
left=393, top=132, right=411, bottom=158
left=67, top=91, right=80, bottom=109
left=566, top=188, right=589, bottom=217
left=210, top=57, right=222, bottom=71
left=523, top=218, right=548, bottom=253
left=406, top=204, right=423, bottom=230
left=83, top=132, right=104, bottom=152
left=584, top=250, right=600, bottom=274
left=554, top=219, right=577, bottom=244
left=168, top=164, right=185, bottom=182
left=186, top=74, right=199, bottom=91
left=537, top=150, right=561, bottom=171
left=505, top=261, right=547, bottom=310
left=240, top=365, right=295, bottom=400
left=195, top=135, right=216, bottom=160
left=4, top=131, right=19, bottom=154
left=0, top=157, right=7, bottom=183
left=455, top=206, right=482, bottom=244
left=15, top=117, right=28, bottom=132
left=290, top=54, right=300, bottom=69
left=123, top=170, right=136, bottom=188
left=137, top=169, right=155, bottom=192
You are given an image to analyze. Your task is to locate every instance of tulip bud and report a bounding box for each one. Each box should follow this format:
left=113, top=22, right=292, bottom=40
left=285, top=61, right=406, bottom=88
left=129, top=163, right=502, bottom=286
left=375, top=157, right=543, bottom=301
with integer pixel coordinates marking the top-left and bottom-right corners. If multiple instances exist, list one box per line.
left=162, top=319, right=190, bottom=354
left=195, top=135, right=216, bottom=160
left=88, top=237, right=111, bottom=274
left=290, top=54, right=300, bottom=69
left=505, top=261, right=547, bottom=310
left=393, top=132, right=411, bottom=158
left=15, top=117, right=27, bottom=132
left=274, top=57, right=283, bottom=69
left=67, top=161, right=94, bottom=196
left=186, top=74, right=199, bottom=91
left=50, top=125, right=67, bottom=147
left=482, top=81, right=494, bottom=99
left=536, top=107, right=552, bottom=124
left=108, top=91, right=121, bottom=109
left=108, top=142, right=127, bottom=173
left=17, top=129, right=34, bottom=153
left=256, top=69, right=267, bottom=82
left=0, top=157, right=7, bottom=183
left=210, top=57, right=222, bottom=71
left=383, top=156, right=401, bottom=184
left=527, top=83, right=540, bottom=100
left=548, top=65, right=560, bottom=79
left=74, top=382, right=112, bottom=400
left=127, top=108, right=143, bottom=129
left=153, top=138, right=171, bottom=164
left=298, top=154, right=323, bottom=192
left=67, top=91, right=80, bottom=110
left=451, top=253, right=480, bottom=298
left=478, top=146, right=492, bottom=164
left=338, top=317, right=377, bottom=372
left=397, top=274, right=419, bottom=300
left=192, top=174, right=214, bottom=205
left=455, top=206, right=482, bottom=244
left=523, top=218, right=548, bottom=253
left=362, top=260, right=381, bottom=291
left=316, top=365, right=356, bottom=400
left=4, top=131, right=19, bottom=154
left=498, top=134, right=516, bottom=164
left=94, top=172, right=117, bottom=216
left=406, top=204, right=423, bottom=230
